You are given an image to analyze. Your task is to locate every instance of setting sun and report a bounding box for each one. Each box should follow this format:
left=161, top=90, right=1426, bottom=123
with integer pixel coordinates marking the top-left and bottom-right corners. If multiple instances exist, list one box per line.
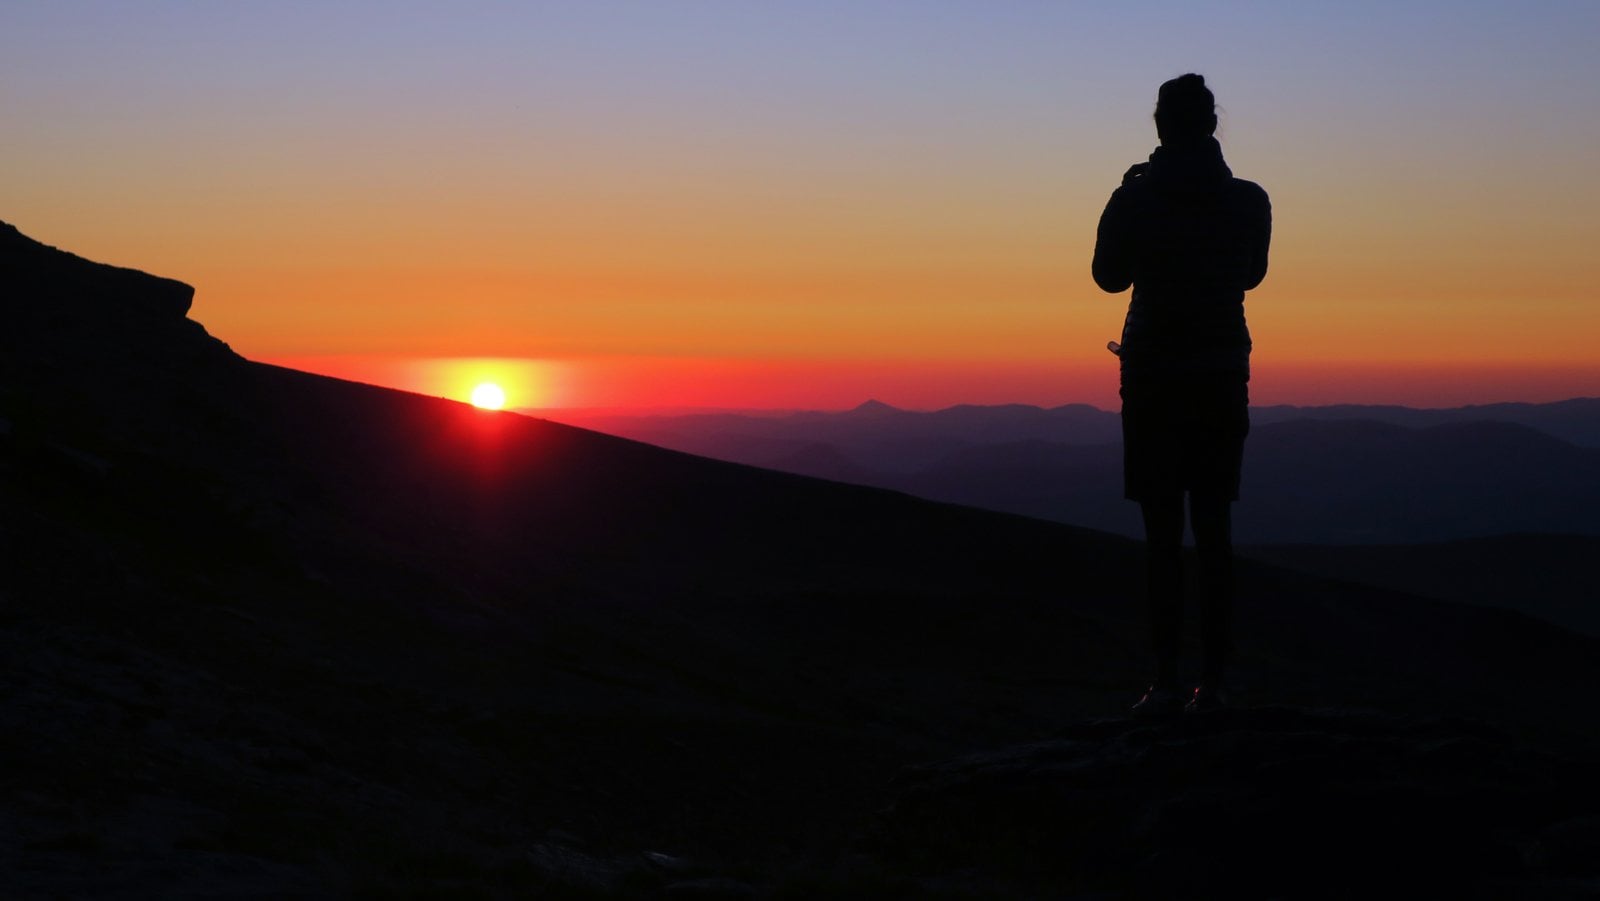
left=470, top=382, right=506, bottom=410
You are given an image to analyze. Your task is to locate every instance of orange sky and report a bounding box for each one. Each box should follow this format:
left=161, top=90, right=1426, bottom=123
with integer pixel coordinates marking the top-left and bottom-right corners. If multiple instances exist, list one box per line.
left=5, top=4, right=1597, bottom=410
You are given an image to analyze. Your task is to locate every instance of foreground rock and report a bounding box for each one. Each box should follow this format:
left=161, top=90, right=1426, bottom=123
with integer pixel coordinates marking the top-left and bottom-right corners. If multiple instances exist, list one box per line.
left=870, top=706, right=1600, bottom=899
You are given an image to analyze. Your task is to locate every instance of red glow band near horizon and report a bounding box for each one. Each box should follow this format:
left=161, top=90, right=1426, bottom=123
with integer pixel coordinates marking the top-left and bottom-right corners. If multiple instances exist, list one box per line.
left=260, top=354, right=1599, bottom=413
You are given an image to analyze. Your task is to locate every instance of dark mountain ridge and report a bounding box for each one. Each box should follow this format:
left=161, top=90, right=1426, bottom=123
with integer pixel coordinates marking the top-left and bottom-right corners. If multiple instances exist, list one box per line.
left=1253, top=397, right=1600, bottom=447
left=6, top=220, right=1600, bottom=896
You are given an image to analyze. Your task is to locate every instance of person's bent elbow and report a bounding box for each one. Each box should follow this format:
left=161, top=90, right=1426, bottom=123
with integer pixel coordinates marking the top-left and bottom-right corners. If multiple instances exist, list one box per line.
left=1093, top=265, right=1133, bottom=294
left=1243, top=259, right=1268, bottom=292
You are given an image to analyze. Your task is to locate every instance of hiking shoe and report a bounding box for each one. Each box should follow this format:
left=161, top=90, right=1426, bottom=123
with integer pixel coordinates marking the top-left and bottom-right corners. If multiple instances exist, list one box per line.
left=1184, top=682, right=1229, bottom=713
left=1131, top=685, right=1185, bottom=718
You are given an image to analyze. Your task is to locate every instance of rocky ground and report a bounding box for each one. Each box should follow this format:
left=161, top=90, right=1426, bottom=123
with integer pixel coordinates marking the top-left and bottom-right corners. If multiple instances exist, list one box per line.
left=872, top=706, right=1600, bottom=899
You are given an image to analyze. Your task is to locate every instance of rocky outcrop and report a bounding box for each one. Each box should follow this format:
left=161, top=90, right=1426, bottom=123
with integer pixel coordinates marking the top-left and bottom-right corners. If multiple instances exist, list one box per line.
left=1, top=219, right=235, bottom=382
left=870, top=706, right=1600, bottom=898
left=1, top=221, right=195, bottom=320
left=1, top=220, right=240, bottom=459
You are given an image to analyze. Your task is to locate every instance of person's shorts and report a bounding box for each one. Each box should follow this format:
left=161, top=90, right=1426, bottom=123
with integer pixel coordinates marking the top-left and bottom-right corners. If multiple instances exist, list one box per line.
left=1120, top=373, right=1249, bottom=501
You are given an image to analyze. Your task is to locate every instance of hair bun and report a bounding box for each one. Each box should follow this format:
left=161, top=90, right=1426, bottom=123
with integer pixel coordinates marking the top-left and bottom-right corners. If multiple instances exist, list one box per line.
left=1160, top=73, right=1210, bottom=99
left=1155, top=73, right=1217, bottom=141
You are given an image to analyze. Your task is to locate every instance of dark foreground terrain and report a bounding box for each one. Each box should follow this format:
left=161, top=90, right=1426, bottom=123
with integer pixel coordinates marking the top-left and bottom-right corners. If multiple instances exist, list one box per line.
left=4, top=220, right=1599, bottom=898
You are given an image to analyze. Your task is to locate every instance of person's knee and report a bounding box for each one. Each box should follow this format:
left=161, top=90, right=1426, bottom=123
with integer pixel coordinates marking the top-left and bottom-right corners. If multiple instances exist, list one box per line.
left=1141, top=496, right=1185, bottom=539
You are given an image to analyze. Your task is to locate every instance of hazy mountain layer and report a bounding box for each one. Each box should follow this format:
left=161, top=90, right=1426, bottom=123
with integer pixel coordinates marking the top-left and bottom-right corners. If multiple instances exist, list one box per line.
left=553, top=401, right=1600, bottom=544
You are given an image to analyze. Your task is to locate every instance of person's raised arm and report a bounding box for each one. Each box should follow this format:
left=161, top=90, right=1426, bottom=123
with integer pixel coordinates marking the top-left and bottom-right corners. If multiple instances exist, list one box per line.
left=1092, top=186, right=1134, bottom=294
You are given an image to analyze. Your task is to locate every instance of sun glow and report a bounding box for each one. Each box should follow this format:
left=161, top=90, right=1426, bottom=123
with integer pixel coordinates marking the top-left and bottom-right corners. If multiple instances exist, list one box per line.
left=470, top=382, right=506, bottom=410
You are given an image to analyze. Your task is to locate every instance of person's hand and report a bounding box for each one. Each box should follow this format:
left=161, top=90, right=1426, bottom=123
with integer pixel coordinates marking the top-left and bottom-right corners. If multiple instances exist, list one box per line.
left=1122, top=162, right=1149, bottom=186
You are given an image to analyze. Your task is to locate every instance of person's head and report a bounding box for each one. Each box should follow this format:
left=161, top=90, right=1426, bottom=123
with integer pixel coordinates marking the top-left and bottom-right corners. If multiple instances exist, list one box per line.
left=1154, top=73, right=1217, bottom=145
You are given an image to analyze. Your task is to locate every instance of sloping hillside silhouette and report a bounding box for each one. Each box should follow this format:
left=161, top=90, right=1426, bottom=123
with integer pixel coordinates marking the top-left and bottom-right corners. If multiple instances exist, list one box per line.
left=5, top=220, right=1600, bottom=896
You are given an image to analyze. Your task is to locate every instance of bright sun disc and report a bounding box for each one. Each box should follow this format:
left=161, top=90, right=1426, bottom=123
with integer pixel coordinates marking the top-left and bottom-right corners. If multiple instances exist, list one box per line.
left=470, top=382, right=506, bottom=410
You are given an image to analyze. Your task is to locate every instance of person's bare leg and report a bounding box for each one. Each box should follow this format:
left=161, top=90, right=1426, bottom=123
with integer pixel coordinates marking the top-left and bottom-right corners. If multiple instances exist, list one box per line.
left=1141, top=494, right=1186, bottom=690
left=1189, top=494, right=1234, bottom=688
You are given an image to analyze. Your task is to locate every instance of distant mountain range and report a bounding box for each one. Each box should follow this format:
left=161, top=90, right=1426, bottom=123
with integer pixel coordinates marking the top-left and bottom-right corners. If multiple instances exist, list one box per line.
left=1252, top=398, right=1600, bottom=447
left=550, top=398, right=1600, bottom=545
left=7, top=219, right=1600, bottom=896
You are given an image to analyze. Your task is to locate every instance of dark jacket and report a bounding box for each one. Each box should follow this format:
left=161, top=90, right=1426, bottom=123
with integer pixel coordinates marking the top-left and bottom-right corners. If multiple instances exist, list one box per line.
left=1092, top=137, right=1271, bottom=379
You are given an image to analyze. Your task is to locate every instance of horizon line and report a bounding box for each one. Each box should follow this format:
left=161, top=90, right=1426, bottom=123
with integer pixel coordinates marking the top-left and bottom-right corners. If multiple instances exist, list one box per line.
left=517, top=395, right=1600, bottom=418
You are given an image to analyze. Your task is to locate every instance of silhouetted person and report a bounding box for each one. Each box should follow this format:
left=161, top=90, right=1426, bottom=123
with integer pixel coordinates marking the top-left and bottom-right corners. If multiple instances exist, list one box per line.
left=1093, top=74, right=1271, bottom=715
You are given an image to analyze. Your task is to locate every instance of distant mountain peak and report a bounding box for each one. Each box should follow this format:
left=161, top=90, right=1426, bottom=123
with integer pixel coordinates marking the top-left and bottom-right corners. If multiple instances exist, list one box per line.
left=850, top=399, right=900, bottom=416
